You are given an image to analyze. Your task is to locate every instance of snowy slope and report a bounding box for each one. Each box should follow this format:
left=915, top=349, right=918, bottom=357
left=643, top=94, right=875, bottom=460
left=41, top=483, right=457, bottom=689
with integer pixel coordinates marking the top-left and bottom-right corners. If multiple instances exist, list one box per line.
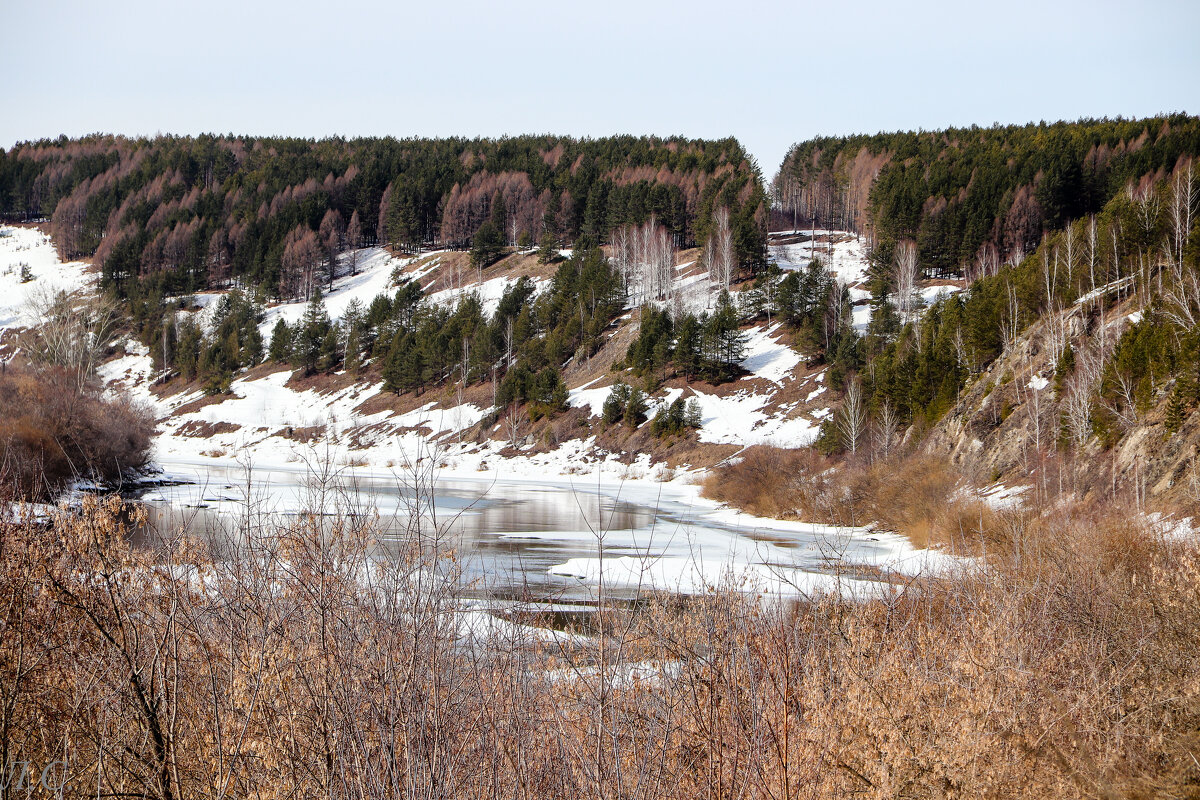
left=769, top=231, right=872, bottom=297
left=0, top=226, right=95, bottom=330
left=768, top=230, right=874, bottom=333
left=0, top=226, right=967, bottom=599
left=427, top=273, right=551, bottom=317
left=256, top=248, right=416, bottom=336
left=768, top=230, right=965, bottom=332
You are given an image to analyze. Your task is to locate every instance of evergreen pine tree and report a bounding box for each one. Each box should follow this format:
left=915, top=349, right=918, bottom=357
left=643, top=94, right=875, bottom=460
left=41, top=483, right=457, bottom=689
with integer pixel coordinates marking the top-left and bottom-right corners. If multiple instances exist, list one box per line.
left=297, top=289, right=331, bottom=374
left=1165, top=381, right=1188, bottom=434
left=708, top=291, right=746, bottom=379
left=625, top=388, right=648, bottom=428
left=537, top=230, right=558, bottom=264
left=319, top=328, right=340, bottom=372
left=674, top=314, right=702, bottom=381
left=269, top=319, right=293, bottom=363
left=602, top=383, right=630, bottom=425
left=244, top=323, right=264, bottom=366
left=471, top=221, right=504, bottom=269
left=490, top=190, right=507, bottom=233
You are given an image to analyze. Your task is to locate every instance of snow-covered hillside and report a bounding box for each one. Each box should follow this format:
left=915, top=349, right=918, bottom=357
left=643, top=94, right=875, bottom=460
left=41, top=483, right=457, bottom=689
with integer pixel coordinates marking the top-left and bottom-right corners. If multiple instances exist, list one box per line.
left=767, top=229, right=964, bottom=332
left=2, top=224, right=971, bottom=597
left=7, top=225, right=845, bottom=480
left=768, top=230, right=874, bottom=331
left=769, top=228, right=872, bottom=296
left=0, top=226, right=94, bottom=331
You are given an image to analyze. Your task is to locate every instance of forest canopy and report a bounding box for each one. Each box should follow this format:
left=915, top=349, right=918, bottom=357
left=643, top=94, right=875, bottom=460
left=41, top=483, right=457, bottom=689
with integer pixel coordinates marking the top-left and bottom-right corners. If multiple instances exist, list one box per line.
left=772, top=114, right=1200, bottom=276
left=0, top=133, right=767, bottom=301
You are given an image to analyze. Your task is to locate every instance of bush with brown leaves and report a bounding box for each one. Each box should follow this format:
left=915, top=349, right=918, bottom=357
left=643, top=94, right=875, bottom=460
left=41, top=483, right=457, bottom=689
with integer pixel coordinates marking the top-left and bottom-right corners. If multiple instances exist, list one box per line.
left=0, top=365, right=154, bottom=499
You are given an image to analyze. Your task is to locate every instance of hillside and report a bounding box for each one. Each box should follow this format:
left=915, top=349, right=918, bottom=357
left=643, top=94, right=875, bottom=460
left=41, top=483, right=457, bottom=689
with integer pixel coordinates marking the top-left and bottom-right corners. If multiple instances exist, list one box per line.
left=0, top=133, right=767, bottom=300
left=772, top=115, right=1200, bottom=275
left=4, top=225, right=865, bottom=489
left=4, top=117, right=1198, bottom=525
left=926, top=284, right=1200, bottom=510
left=757, top=116, right=1200, bottom=522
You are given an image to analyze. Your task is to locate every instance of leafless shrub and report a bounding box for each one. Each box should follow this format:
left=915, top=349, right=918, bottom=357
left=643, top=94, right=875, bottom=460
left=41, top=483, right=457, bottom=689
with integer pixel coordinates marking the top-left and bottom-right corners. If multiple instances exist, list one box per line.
left=24, top=286, right=121, bottom=394
left=0, top=364, right=154, bottom=498
left=2, top=447, right=1199, bottom=799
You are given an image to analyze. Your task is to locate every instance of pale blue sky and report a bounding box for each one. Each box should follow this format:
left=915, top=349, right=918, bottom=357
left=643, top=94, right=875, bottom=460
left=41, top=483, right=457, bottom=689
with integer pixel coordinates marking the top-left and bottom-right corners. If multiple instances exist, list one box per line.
left=3, top=0, right=1197, bottom=178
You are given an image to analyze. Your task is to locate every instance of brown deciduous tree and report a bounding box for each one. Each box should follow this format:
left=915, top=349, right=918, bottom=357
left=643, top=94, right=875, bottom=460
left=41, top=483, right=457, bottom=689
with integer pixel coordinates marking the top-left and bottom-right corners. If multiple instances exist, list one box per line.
left=281, top=225, right=322, bottom=300
left=346, top=210, right=363, bottom=275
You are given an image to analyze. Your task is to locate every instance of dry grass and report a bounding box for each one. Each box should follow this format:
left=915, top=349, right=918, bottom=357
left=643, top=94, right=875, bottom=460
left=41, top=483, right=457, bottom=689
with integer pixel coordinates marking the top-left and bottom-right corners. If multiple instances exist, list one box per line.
left=848, top=455, right=1000, bottom=551
left=2, top=489, right=1197, bottom=799
left=174, top=420, right=241, bottom=438
left=702, top=445, right=829, bottom=519
left=0, top=364, right=154, bottom=499
left=703, top=447, right=1008, bottom=553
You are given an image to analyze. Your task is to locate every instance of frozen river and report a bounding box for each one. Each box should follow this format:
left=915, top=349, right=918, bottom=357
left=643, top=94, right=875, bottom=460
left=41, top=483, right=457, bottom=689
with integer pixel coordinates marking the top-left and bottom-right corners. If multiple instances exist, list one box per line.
left=136, top=458, right=953, bottom=605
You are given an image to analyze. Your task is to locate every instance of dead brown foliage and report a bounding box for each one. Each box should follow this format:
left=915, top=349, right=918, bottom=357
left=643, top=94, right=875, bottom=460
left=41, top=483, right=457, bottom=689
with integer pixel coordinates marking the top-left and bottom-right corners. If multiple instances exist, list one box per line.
left=702, top=445, right=830, bottom=518
left=704, top=448, right=1002, bottom=552
left=0, top=484, right=1196, bottom=799
left=0, top=365, right=154, bottom=499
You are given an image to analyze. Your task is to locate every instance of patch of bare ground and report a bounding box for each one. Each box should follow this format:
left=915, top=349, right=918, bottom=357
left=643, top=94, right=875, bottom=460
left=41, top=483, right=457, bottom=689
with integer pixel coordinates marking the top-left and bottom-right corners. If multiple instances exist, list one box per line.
left=562, top=311, right=639, bottom=389
left=271, top=424, right=326, bottom=443
left=341, top=420, right=395, bottom=450
left=171, top=392, right=235, bottom=416
left=918, top=276, right=967, bottom=291
left=400, top=249, right=553, bottom=294
left=174, top=420, right=241, bottom=438
left=352, top=384, right=433, bottom=420
left=670, top=246, right=703, bottom=272
left=476, top=250, right=554, bottom=282
left=284, top=367, right=372, bottom=396
left=351, top=375, right=497, bottom=424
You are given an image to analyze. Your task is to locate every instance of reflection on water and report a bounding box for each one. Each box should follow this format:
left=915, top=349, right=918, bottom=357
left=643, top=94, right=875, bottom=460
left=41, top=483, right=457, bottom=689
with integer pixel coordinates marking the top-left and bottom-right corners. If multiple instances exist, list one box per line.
left=134, top=467, right=657, bottom=603
left=133, top=461, right=912, bottom=606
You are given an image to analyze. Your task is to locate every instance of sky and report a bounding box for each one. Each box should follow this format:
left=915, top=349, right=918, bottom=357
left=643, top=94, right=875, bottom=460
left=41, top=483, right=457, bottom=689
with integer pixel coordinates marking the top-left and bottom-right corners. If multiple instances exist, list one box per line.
left=3, top=0, right=1198, bottom=179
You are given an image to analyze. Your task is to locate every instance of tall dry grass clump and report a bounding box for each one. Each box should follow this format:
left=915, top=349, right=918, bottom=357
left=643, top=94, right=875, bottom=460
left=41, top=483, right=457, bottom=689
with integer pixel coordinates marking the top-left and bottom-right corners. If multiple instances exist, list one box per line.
left=701, top=446, right=830, bottom=519
left=0, top=364, right=153, bottom=499
left=704, top=448, right=1002, bottom=552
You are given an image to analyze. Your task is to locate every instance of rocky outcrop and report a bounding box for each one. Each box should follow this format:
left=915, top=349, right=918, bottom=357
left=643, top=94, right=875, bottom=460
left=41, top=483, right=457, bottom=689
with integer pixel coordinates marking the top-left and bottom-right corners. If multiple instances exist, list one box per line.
left=926, top=295, right=1200, bottom=509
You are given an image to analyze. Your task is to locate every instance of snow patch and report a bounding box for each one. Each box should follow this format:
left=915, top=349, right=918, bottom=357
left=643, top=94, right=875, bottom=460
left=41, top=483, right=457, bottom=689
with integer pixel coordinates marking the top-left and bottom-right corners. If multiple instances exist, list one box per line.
left=739, top=324, right=801, bottom=384
left=690, top=389, right=819, bottom=448
left=0, top=226, right=95, bottom=331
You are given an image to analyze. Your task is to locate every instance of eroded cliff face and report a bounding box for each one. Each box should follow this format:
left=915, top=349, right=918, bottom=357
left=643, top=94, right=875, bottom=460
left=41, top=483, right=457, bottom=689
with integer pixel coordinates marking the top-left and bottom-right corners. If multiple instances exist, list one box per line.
left=925, top=292, right=1200, bottom=509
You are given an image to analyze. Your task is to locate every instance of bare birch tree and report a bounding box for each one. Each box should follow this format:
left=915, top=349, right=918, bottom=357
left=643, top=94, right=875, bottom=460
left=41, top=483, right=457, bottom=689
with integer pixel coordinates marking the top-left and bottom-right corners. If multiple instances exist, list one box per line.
left=706, top=206, right=736, bottom=292
left=25, top=287, right=122, bottom=394
left=969, top=241, right=998, bottom=284
left=837, top=376, right=867, bottom=455
left=1086, top=214, right=1099, bottom=296
left=893, top=239, right=918, bottom=322
left=874, top=399, right=900, bottom=461
left=1162, top=159, right=1198, bottom=329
